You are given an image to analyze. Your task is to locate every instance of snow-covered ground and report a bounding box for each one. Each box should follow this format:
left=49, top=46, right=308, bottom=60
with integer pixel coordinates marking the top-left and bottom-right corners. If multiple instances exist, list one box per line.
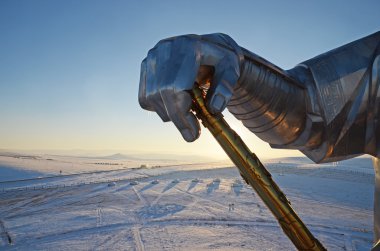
left=0, top=154, right=375, bottom=250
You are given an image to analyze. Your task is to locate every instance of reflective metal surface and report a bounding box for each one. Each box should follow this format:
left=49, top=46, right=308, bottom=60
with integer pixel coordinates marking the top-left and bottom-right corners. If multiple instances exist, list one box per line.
left=139, top=32, right=380, bottom=162
left=298, top=32, right=380, bottom=163
left=138, top=31, right=380, bottom=245
left=228, top=52, right=309, bottom=146
left=138, top=34, right=242, bottom=142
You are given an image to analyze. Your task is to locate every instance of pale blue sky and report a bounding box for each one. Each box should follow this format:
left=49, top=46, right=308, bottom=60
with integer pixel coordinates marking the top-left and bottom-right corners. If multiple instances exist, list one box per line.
left=0, top=0, right=379, bottom=159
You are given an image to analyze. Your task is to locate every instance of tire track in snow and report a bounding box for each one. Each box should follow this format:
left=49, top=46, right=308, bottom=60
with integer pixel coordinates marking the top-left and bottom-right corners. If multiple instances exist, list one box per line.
left=132, top=226, right=145, bottom=251
left=95, top=229, right=128, bottom=250
left=132, top=186, right=149, bottom=206
left=130, top=185, right=147, bottom=251
left=173, top=185, right=248, bottom=218
left=11, top=218, right=370, bottom=249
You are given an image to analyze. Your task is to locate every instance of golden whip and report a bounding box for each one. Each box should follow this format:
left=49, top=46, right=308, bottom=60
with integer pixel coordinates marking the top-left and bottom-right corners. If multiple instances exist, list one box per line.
left=191, top=86, right=326, bottom=251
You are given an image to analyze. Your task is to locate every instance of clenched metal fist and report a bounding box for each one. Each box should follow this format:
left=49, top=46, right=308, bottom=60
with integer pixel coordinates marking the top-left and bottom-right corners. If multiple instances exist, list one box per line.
left=138, top=34, right=242, bottom=142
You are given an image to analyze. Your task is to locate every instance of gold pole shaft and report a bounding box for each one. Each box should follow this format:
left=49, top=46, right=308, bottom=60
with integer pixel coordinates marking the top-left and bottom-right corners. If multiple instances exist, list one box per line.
left=191, top=86, right=326, bottom=251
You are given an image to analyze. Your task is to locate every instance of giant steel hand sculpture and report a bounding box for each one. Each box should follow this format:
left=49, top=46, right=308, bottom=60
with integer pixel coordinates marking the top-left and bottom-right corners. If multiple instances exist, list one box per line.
left=139, top=32, right=380, bottom=250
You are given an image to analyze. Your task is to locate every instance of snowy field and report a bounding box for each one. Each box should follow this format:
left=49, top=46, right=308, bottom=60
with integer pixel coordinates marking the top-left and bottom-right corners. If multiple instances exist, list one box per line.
left=0, top=153, right=375, bottom=250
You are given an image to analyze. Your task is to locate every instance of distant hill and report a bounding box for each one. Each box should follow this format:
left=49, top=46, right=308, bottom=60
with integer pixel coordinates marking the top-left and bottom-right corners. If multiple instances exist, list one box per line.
left=101, top=153, right=142, bottom=160
left=102, top=153, right=216, bottom=163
